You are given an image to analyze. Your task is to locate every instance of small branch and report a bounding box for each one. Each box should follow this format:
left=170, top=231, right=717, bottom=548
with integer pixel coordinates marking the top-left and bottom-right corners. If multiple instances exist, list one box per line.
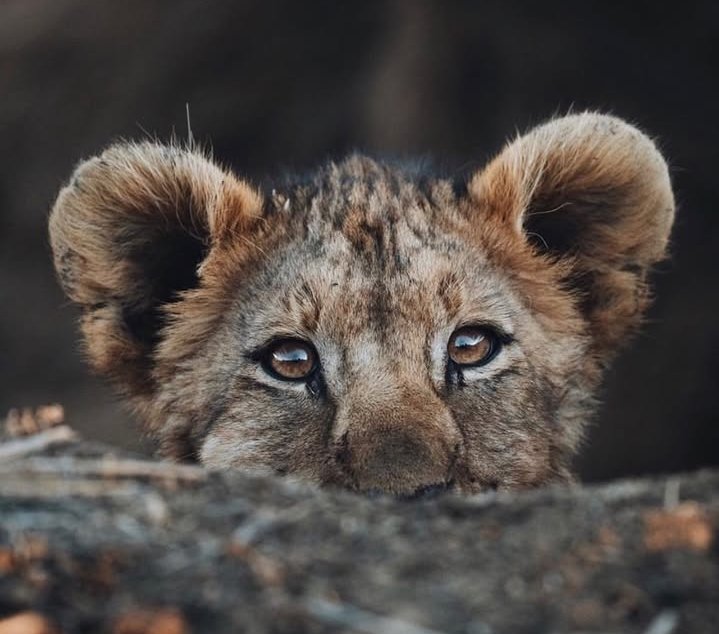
left=0, top=455, right=207, bottom=483
left=302, top=597, right=449, bottom=634
left=0, top=425, right=77, bottom=461
left=4, top=404, right=65, bottom=437
left=0, top=479, right=146, bottom=499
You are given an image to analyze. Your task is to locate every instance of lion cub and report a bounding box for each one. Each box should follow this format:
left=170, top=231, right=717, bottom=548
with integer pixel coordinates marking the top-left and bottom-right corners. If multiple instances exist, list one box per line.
left=49, top=113, right=675, bottom=496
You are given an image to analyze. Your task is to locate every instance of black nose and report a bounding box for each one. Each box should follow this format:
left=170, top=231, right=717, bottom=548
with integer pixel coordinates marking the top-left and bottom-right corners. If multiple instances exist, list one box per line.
left=399, top=481, right=454, bottom=501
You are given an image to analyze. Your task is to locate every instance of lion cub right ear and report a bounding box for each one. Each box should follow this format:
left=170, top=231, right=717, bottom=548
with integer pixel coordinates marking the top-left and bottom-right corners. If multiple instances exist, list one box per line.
left=468, top=113, right=675, bottom=359
left=49, top=143, right=263, bottom=397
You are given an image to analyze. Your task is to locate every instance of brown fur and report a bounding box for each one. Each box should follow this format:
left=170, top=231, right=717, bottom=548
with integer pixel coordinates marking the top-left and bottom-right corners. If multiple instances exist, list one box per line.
left=49, top=113, right=675, bottom=495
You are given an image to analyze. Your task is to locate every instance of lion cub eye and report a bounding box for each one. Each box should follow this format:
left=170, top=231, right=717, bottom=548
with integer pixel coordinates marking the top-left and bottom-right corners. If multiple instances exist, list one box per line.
left=447, top=326, right=500, bottom=367
left=262, top=339, right=318, bottom=381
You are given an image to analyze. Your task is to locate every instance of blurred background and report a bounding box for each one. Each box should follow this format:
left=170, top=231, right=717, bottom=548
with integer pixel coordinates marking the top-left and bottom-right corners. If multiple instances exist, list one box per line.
left=1, top=0, right=717, bottom=481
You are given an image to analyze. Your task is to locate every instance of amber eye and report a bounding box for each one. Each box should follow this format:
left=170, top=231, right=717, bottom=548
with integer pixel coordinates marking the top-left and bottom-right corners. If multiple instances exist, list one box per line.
left=262, top=339, right=318, bottom=381
left=447, top=326, right=499, bottom=367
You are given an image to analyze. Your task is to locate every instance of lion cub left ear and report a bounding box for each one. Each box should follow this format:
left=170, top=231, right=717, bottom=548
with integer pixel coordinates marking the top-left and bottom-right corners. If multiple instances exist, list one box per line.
left=49, top=142, right=264, bottom=397
left=469, top=112, right=675, bottom=357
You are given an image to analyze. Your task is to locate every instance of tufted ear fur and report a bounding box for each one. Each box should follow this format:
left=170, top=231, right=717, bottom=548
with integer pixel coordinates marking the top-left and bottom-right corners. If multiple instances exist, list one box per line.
left=49, top=143, right=263, bottom=397
left=469, top=112, right=675, bottom=358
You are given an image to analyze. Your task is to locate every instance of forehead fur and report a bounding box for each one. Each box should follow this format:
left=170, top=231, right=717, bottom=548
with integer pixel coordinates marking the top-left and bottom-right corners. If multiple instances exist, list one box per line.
left=202, top=154, right=581, bottom=341
left=272, top=154, right=462, bottom=256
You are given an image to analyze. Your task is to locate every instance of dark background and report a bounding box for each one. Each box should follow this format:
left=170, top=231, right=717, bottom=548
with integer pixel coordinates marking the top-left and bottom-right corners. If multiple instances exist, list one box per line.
left=1, top=0, right=717, bottom=481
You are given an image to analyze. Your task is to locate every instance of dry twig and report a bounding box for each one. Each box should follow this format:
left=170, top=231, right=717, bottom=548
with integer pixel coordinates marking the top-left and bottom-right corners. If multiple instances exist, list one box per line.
left=0, top=425, right=77, bottom=461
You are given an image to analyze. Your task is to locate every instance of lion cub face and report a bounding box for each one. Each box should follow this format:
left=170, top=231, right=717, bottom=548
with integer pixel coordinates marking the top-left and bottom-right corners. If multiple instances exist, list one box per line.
left=50, top=113, right=675, bottom=495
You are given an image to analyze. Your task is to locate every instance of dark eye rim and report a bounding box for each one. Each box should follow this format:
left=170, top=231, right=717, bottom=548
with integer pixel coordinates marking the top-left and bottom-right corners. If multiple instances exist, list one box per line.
left=253, top=337, right=319, bottom=383
left=447, top=324, right=512, bottom=369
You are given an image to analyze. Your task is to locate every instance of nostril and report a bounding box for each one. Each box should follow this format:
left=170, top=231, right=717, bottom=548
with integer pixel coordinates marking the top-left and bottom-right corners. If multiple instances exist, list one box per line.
left=400, top=480, right=454, bottom=501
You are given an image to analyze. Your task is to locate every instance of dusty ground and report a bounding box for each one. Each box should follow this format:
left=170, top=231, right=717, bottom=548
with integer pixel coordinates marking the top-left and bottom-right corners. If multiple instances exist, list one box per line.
left=0, top=425, right=717, bottom=634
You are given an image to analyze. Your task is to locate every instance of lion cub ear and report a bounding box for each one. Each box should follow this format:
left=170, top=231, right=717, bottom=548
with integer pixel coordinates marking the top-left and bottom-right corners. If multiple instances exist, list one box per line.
left=468, top=112, right=675, bottom=358
left=49, top=142, right=263, bottom=395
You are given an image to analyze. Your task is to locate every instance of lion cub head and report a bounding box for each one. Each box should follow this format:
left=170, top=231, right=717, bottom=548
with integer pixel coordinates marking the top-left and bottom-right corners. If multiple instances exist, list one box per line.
left=49, top=113, right=674, bottom=495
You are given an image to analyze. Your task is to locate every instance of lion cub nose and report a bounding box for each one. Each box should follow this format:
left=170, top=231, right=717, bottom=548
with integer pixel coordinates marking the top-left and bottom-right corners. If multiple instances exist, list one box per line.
left=336, top=424, right=457, bottom=496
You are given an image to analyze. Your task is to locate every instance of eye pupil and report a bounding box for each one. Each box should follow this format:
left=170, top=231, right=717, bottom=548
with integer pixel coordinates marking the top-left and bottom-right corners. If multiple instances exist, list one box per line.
left=264, top=340, right=317, bottom=380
